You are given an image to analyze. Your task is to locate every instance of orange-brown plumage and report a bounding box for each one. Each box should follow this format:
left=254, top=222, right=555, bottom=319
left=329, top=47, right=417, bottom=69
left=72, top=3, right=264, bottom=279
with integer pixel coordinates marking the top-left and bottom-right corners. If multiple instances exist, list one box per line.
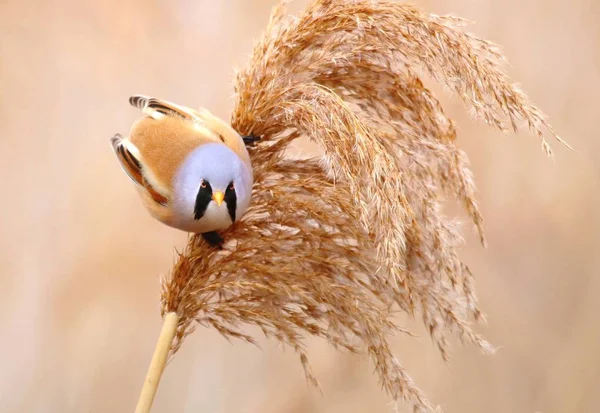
left=128, top=116, right=214, bottom=196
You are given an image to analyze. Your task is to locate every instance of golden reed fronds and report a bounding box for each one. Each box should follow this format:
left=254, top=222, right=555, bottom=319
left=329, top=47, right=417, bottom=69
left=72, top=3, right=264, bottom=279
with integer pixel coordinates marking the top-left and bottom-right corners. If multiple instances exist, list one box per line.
left=157, top=1, right=568, bottom=411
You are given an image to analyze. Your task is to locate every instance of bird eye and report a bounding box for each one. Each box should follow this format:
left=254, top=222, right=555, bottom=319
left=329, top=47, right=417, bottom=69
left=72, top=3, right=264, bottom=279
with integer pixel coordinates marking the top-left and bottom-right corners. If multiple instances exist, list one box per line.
left=200, top=180, right=207, bottom=189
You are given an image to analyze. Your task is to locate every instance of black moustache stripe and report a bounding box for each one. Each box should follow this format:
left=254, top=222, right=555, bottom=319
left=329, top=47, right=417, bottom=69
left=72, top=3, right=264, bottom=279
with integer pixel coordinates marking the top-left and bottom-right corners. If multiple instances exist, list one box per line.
left=225, top=184, right=237, bottom=222
left=194, top=182, right=213, bottom=220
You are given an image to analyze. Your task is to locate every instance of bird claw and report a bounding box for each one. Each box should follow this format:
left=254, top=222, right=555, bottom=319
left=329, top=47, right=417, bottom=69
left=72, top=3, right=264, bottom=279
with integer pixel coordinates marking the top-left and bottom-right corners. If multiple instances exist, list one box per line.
left=201, top=231, right=224, bottom=248
left=242, top=134, right=261, bottom=147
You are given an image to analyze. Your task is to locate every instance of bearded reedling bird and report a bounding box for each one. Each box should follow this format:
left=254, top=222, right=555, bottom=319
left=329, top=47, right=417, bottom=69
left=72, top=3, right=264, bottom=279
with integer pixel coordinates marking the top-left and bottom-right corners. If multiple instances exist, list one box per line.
left=111, top=95, right=259, bottom=247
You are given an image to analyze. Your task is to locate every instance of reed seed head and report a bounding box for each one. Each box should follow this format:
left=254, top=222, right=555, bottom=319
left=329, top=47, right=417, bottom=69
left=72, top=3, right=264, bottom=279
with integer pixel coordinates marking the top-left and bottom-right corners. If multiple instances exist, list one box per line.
left=160, top=1, right=568, bottom=411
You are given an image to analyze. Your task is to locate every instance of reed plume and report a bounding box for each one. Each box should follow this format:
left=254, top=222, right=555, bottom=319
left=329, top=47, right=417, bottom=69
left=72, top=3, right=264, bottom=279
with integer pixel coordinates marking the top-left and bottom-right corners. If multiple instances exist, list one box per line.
left=139, top=1, right=568, bottom=412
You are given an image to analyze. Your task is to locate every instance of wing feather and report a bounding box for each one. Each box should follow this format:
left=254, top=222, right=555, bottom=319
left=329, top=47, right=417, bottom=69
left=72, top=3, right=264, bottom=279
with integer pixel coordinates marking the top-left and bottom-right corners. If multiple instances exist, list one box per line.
left=110, top=134, right=169, bottom=206
left=129, top=95, right=198, bottom=122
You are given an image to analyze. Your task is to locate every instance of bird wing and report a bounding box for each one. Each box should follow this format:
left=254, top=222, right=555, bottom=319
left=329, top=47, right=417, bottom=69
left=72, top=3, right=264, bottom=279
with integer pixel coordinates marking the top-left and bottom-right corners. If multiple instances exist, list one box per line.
left=129, top=95, right=226, bottom=143
left=129, top=95, right=251, bottom=166
left=129, top=95, right=198, bottom=122
left=110, top=133, right=169, bottom=206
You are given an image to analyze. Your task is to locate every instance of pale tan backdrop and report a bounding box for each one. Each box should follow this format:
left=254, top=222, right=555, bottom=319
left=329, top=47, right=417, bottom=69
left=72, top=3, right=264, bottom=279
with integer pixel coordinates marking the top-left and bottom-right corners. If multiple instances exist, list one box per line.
left=0, top=0, right=598, bottom=412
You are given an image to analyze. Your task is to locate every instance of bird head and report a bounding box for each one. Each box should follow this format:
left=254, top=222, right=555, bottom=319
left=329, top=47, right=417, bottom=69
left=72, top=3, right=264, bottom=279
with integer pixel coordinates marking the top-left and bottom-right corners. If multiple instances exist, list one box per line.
left=171, top=142, right=253, bottom=233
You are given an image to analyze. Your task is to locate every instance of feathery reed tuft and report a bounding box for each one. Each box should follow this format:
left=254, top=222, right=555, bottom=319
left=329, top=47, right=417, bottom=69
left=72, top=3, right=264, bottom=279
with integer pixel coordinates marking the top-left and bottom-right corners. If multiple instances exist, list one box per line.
left=159, top=1, right=567, bottom=411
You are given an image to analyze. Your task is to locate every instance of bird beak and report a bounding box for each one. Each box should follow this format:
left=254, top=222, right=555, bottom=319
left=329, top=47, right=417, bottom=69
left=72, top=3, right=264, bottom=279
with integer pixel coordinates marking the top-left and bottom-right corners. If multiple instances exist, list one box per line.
left=212, top=191, right=225, bottom=206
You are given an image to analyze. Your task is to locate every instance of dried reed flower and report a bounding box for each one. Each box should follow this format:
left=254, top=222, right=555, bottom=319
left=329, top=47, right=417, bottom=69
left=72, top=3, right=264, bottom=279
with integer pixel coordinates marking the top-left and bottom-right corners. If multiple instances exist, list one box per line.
left=146, top=1, right=569, bottom=412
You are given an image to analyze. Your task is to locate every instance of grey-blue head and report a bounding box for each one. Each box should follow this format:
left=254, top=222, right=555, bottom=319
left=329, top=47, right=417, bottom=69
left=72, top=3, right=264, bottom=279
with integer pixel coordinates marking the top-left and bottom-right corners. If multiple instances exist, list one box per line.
left=171, top=142, right=253, bottom=233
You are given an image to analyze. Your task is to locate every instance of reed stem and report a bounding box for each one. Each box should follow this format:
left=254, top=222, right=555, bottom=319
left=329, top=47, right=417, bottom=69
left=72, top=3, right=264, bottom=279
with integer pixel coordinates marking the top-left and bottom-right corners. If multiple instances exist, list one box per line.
left=134, top=312, right=179, bottom=413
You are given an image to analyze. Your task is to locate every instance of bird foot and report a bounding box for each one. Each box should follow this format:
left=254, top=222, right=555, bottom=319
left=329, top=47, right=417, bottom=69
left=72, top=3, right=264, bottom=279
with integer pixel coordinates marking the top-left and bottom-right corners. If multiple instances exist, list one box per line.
left=242, top=134, right=261, bottom=147
left=201, top=231, right=224, bottom=248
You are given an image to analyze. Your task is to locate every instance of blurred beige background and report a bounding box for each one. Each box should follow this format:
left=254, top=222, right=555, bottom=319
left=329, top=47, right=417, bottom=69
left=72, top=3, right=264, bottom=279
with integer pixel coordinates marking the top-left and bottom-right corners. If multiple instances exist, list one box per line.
left=0, top=0, right=598, bottom=412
